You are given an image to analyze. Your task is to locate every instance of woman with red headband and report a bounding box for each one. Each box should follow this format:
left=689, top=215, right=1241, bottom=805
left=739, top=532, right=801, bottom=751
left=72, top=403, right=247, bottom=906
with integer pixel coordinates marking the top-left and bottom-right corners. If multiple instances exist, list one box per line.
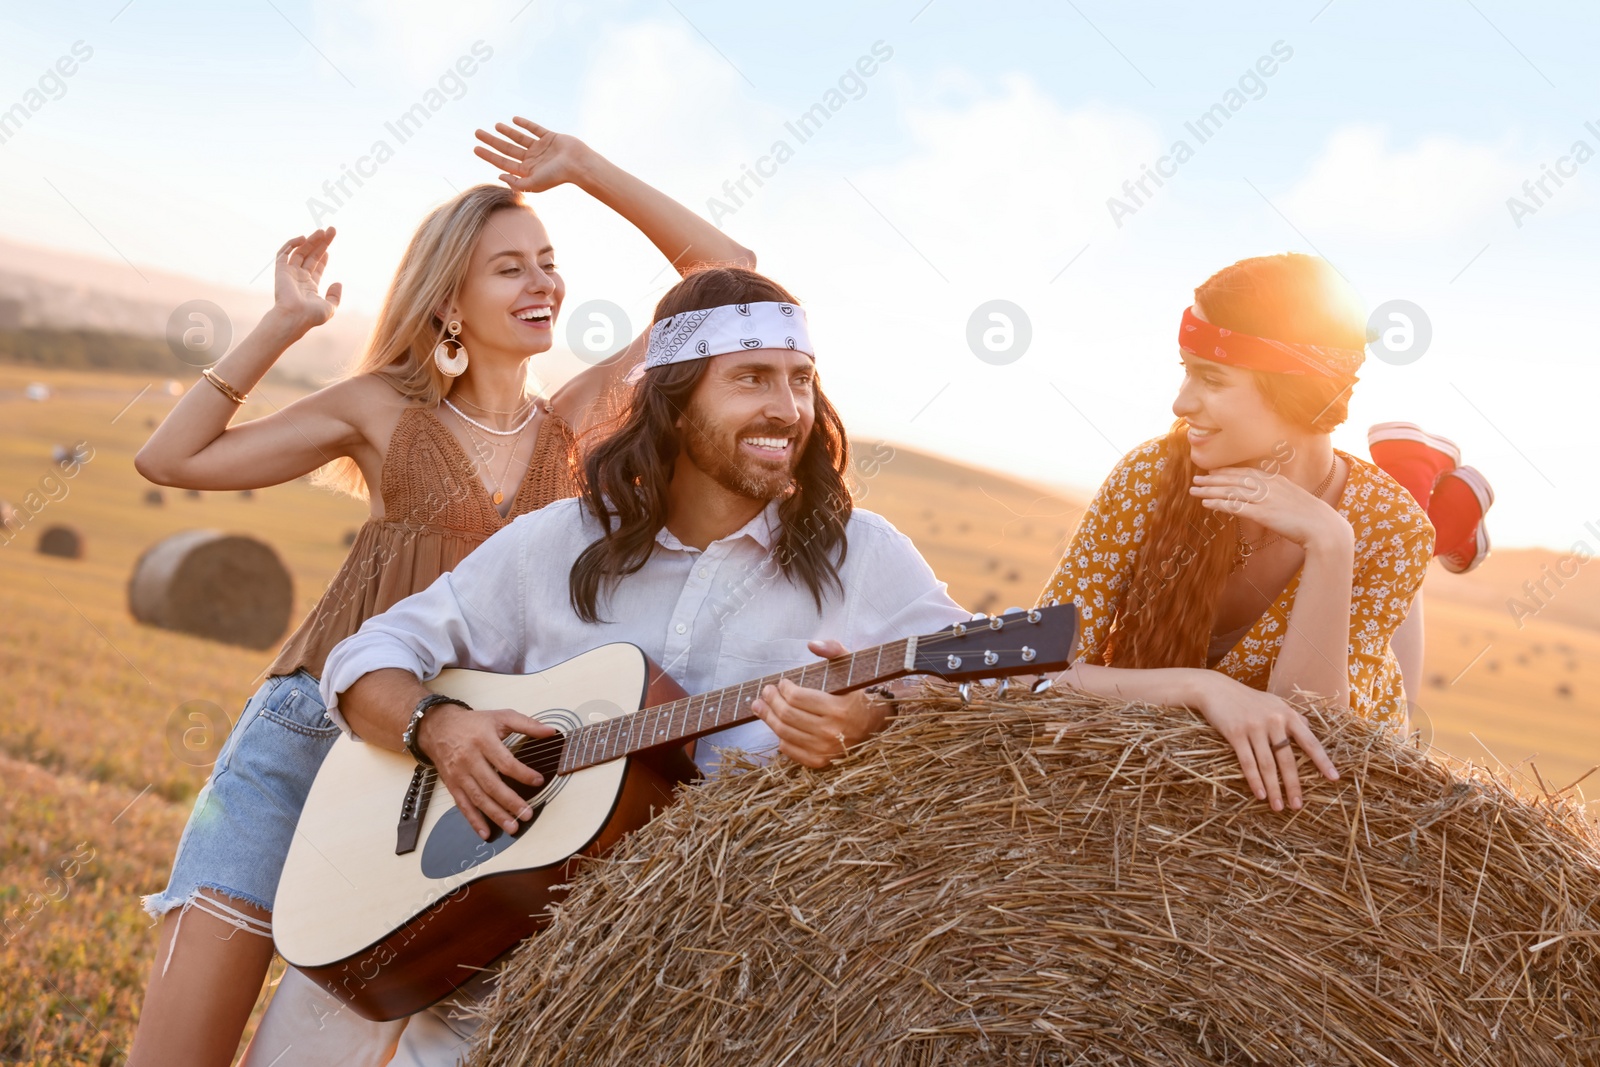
left=1036, top=253, right=1436, bottom=813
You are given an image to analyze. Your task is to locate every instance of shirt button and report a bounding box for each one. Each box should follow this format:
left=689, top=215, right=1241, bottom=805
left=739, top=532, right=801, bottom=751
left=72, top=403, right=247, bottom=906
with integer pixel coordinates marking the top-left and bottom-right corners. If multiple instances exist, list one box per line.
left=697, top=567, right=709, bottom=579
left=675, top=622, right=687, bottom=635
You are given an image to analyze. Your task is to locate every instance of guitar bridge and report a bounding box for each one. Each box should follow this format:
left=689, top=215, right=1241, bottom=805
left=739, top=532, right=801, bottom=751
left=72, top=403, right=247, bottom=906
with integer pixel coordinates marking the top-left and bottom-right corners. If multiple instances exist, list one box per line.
left=395, top=763, right=435, bottom=855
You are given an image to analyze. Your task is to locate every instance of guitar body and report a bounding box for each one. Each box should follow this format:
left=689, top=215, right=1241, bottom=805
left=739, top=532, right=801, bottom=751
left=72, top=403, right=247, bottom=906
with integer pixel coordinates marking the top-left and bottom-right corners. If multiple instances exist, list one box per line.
left=272, top=604, right=1079, bottom=1022
left=273, top=643, right=695, bottom=1021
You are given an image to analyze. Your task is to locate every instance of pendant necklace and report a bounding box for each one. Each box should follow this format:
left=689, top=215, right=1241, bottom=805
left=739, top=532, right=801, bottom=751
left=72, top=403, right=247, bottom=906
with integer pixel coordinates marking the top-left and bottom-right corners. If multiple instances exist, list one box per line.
left=448, top=406, right=527, bottom=507
left=1232, top=454, right=1340, bottom=572
left=442, top=396, right=540, bottom=436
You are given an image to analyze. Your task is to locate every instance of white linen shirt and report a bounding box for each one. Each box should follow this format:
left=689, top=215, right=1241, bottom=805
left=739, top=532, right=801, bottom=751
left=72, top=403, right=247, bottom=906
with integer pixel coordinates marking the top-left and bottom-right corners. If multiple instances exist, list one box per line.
left=319, top=497, right=968, bottom=774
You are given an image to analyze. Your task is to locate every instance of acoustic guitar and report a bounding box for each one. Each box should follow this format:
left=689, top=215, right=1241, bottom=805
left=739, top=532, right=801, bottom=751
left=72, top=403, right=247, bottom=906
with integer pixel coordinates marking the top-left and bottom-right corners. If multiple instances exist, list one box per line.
left=273, top=604, right=1077, bottom=1021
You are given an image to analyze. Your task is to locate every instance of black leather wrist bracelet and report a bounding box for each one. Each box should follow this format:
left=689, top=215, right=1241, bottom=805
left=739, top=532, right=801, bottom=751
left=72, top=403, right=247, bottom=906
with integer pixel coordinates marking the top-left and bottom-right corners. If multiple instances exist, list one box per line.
left=402, top=693, right=472, bottom=767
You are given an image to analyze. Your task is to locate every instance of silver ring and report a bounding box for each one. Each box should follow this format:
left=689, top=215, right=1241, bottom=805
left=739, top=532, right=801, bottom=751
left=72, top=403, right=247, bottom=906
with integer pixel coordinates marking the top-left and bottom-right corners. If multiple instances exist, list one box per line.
left=1270, top=737, right=1293, bottom=752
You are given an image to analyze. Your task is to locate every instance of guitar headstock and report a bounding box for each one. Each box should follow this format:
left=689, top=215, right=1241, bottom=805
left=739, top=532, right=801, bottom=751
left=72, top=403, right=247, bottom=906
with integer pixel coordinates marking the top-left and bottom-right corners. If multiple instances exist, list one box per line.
left=908, top=604, right=1077, bottom=682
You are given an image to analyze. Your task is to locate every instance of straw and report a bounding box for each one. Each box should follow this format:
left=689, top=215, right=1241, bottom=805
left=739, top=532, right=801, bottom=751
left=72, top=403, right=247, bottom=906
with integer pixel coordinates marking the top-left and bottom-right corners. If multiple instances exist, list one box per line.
left=469, top=685, right=1600, bottom=1066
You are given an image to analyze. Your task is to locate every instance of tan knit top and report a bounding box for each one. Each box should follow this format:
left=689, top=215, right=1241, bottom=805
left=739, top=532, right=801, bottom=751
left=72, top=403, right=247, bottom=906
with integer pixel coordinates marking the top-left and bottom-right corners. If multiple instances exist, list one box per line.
left=266, top=405, right=578, bottom=680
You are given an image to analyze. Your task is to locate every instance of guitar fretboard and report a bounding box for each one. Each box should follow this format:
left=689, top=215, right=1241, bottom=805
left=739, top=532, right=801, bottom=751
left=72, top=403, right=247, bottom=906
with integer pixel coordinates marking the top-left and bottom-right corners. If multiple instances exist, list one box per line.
left=555, top=637, right=913, bottom=775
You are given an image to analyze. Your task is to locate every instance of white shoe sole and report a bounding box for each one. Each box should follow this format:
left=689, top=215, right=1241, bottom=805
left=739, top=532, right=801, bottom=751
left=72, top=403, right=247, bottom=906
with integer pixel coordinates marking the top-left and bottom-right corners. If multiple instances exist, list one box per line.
left=1435, top=465, right=1494, bottom=574
left=1442, top=463, right=1495, bottom=513
left=1366, top=421, right=1462, bottom=467
left=1440, top=522, right=1490, bottom=574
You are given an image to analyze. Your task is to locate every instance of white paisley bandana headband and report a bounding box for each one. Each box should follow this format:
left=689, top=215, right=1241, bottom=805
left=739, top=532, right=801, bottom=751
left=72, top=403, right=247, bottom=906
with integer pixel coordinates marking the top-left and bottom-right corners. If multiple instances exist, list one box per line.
left=623, top=301, right=813, bottom=384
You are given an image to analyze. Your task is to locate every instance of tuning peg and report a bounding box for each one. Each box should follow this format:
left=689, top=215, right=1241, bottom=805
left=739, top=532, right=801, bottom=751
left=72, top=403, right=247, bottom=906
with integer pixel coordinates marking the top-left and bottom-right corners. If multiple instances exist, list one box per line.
left=958, top=682, right=972, bottom=703
left=1030, top=676, right=1053, bottom=694
left=996, top=677, right=1011, bottom=698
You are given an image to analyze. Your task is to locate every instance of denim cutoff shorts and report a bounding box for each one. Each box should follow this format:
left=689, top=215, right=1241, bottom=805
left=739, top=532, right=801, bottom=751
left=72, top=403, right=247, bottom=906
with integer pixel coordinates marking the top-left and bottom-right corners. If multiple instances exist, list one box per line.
left=142, top=669, right=340, bottom=918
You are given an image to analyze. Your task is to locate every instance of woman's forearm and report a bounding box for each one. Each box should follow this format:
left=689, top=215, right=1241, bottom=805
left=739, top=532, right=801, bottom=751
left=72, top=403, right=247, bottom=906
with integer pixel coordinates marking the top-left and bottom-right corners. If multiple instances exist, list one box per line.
left=1052, top=662, right=1208, bottom=708
left=133, top=308, right=309, bottom=484
left=571, top=148, right=755, bottom=272
left=1270, top=538, right=1354, bottom=706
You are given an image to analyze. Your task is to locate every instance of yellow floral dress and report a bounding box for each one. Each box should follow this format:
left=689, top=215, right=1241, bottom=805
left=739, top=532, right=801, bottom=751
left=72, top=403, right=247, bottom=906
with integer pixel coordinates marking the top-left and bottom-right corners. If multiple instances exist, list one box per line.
left=1035, top=437, right=1435, bottom=724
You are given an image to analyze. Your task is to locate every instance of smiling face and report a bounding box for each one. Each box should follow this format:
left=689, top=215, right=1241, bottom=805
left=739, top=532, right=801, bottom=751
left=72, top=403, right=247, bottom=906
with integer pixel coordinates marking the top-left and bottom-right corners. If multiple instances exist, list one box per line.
left=678, top=348, right=817, bottom=501
left=446, top=206, right=564, bottom=360
left=1171, top=351, right=1304, bottom=471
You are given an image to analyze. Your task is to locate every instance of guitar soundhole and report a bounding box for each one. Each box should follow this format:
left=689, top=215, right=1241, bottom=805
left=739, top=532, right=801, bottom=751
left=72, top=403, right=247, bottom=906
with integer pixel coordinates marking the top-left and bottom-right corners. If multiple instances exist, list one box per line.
left=418, top=709, right=578, bottom=879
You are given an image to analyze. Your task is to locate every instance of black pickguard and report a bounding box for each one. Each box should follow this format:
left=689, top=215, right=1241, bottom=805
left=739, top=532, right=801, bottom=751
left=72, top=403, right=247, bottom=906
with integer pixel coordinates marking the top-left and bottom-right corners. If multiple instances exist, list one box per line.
left=418, top=709, right=578, bottom=879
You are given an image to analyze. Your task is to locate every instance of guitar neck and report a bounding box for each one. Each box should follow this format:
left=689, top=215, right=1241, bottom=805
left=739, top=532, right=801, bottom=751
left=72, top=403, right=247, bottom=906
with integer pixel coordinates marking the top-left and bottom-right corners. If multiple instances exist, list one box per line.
left=556, top=637, right=914, bottom=775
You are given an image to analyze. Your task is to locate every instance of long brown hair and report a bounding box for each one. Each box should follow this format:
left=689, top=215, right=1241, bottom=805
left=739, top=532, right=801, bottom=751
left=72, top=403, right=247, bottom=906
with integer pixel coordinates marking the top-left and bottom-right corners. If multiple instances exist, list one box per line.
left=1101, top=253, right=1365, bottom=670
left=569, top=267, right=852, bottom=624
left=313, top=184, right=533, bottom=499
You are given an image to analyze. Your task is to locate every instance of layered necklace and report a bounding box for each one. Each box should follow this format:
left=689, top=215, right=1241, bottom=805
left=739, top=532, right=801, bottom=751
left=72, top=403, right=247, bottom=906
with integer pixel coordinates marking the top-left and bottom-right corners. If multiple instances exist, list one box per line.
left=443, top=394, right=542, bottom=508
left=1232, top=454, right=1340, bottom=572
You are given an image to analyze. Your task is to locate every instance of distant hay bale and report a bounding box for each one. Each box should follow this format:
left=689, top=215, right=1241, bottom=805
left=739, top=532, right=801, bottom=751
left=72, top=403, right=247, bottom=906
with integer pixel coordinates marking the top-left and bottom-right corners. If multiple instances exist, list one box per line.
left=127, top=529, right=293, bottom=649
left=50, top=442, right=89, bottom=469
left=37, top=525, right=83, bottom=559
left=143, top=488, right=165, bottom=506
left=472, top=689, right=1600, bottom=1067
left=184, top=489, right=202, bottom=500
left=342, top=528, right=358, bottom=547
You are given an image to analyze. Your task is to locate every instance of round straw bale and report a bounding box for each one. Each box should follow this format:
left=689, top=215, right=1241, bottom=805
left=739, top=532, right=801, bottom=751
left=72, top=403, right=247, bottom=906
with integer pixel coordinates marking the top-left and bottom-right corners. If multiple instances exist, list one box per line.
left=127, top=529, right=293, bottom=649
left=37, top=524, right=83, bottom=559
left=472, top=688, right=1600, bottom=1067
left=143, top=488, right=165, bottom=506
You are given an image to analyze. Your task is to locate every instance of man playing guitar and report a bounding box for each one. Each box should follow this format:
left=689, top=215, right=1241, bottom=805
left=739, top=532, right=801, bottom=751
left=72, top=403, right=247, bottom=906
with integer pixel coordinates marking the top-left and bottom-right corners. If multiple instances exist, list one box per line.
left=306, top=267, right=971, bottom=1062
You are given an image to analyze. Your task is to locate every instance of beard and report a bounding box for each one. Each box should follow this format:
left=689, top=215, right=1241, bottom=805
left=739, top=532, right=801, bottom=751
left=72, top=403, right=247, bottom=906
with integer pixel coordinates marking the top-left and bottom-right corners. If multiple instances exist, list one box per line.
left=680, top=401, right=807, bottom=502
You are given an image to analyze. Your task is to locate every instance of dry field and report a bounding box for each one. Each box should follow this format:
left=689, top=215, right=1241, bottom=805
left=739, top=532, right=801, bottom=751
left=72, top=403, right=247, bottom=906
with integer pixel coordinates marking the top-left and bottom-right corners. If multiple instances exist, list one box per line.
left=2, top=364, right=1595, bottom=1064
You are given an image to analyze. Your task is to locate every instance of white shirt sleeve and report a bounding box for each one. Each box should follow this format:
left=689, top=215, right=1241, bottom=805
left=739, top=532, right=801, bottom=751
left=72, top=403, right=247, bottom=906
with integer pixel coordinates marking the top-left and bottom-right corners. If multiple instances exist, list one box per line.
left=842, top=512, right=970, bottom=649
left=318, top=518, right=532, bottom=736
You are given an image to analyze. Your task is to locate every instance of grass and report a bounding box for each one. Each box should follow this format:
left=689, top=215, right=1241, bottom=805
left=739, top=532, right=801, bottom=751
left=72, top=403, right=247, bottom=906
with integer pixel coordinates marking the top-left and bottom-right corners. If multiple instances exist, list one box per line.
left=1, top=362, right=1594, bottom=1064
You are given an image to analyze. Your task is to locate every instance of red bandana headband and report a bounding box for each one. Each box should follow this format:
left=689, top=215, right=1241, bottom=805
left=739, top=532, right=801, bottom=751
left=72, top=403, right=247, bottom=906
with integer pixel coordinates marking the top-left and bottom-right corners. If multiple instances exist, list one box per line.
left=1178, top=306, right=1363, bottom=379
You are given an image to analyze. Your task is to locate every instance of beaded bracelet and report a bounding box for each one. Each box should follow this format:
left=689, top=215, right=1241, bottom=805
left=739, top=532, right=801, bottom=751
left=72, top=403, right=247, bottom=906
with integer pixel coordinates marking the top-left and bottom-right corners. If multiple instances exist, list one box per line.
left=402, top=694, right=473, bottom=767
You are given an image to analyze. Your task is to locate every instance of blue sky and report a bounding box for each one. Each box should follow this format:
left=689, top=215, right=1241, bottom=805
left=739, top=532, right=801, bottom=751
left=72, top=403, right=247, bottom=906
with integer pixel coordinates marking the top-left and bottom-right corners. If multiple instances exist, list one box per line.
left=2, top=0, right=1597, bottom=550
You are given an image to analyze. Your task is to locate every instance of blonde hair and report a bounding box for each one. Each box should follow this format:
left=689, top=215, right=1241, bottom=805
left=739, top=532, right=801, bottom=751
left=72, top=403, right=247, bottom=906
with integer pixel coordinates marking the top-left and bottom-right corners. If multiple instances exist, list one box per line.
left=314, top=183, right=533, bottom=499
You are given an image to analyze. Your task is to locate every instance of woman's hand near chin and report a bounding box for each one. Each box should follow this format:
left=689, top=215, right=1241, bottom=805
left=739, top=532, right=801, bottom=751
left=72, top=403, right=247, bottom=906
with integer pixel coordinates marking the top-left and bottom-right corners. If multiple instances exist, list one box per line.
left=1188, top=461, right=1352, bottom=553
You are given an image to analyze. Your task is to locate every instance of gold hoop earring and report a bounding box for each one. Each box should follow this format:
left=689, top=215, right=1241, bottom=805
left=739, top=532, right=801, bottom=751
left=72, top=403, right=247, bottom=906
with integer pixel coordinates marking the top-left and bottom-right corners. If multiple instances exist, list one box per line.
left=434, top=319, right=469, bottom=377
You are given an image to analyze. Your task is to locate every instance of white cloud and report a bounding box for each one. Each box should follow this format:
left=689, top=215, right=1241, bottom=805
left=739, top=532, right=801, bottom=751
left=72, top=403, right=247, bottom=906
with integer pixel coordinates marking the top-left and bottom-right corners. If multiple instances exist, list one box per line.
left=1278, top=124, right=1521, bottom=239
left=574, top=19, right=765, bottom=170
left=819, top=73, right=1161, bottom=285
left=307, top=0, right=591, bottom=81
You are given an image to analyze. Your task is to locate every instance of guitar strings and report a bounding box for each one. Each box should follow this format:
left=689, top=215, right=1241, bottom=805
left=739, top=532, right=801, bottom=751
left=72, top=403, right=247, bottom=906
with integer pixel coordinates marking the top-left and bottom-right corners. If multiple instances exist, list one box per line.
left=411, top=628, right=1064, bottom=792
left=407, top=618, right=1067, bottom=793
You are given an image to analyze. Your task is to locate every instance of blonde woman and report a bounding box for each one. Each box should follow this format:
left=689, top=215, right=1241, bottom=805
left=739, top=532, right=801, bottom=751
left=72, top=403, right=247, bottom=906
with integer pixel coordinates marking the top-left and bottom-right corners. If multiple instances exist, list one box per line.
left=127, top=119, right=754, bottom=1067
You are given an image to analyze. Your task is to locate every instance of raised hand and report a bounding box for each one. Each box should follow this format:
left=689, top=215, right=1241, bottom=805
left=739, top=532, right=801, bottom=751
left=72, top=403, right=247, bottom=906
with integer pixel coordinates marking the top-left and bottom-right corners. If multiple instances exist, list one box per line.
left=273, top=228, right=342, bottom=332
left=474, top=118, right=591, bottom=193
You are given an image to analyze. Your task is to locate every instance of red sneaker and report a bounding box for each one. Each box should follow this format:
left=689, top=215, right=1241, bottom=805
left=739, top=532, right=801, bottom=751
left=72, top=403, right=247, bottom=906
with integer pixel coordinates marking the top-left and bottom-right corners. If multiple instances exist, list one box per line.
left=1367, top=422, right=1461, bottom=509
left=1430, top=465, right=1494, bottom=573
